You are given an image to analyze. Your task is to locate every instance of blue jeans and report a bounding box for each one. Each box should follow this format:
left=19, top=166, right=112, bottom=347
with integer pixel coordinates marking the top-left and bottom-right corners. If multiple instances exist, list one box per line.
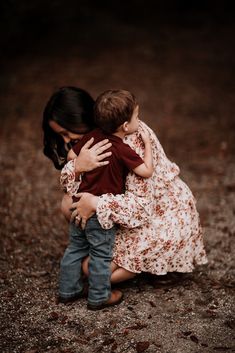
left=59, top=215, right=116, bottom=305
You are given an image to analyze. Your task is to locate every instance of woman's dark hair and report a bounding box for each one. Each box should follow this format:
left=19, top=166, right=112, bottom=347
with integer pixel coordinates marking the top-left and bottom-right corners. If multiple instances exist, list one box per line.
left=42, top=86, right=95, bottom=169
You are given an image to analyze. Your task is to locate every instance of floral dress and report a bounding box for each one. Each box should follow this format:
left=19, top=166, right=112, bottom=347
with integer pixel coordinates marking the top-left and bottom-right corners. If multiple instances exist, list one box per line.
left=61, top=121, right=208, bottom=274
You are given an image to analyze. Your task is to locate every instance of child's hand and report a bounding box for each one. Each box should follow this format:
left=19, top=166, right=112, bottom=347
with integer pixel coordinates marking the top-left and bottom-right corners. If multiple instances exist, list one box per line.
left=140, top=130, right=151, bottom=145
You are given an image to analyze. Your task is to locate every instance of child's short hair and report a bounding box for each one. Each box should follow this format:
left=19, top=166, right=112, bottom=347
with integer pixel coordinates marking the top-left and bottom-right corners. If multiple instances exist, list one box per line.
left=94, top=89, right=137, bottom=134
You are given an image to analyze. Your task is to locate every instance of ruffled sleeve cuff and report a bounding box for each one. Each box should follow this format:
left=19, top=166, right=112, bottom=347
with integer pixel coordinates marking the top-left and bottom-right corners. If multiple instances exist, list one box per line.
left=96, top=191, right=153, bottom=230
left=60, top=159, right=82, bottom=196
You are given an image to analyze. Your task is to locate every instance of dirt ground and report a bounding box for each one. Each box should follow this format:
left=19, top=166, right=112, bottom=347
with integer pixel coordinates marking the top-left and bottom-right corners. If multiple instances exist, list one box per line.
left=0, top=4, right=235, bottom=353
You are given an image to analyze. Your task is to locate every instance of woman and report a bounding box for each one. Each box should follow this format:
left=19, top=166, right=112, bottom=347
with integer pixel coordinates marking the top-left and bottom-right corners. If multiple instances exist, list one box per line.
left=43, top=86, right=208, bottom=284
left=43, top=86, right=114, bottom=217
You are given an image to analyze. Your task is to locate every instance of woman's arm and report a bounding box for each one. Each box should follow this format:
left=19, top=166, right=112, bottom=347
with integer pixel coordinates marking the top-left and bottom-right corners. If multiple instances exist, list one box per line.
left=71, top=173, right=154, bottom=230
left=71, top=189, right=153, bottom=230
left=97, top=120, right=180, bottom=229
left=70, top=120, right=180, bottom=229
left=96, top=168, right=155, bottom=228
left=70, top=124, right=156, bottom=229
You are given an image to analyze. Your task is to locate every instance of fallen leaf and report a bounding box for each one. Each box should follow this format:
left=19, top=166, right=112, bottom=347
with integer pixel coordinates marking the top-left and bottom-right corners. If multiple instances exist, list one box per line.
left=103, top=338, right=115, bottom=346
left=190, top=335, right=199, bottom=343
left=136, top=341, right=150, bottom=352
left=182, top=331, right=192, bottom=336
left=47, top=311, right=59, bottom=321
left=149, top=301, right=156, bottom=307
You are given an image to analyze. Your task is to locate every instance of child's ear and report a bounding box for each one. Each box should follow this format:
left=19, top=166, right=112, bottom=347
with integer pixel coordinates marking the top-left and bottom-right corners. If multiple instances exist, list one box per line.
left=122, top=121, right=129, bottom=132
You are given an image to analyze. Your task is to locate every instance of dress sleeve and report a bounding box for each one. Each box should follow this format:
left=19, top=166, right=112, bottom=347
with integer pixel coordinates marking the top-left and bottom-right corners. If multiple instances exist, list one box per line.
left=96, top=120, right=180, bottom=229
left=97, top=187, right=154, bottom=229
left=96, top=124, right=155, bottom=229
left=60, top=159, right=82, bottom=196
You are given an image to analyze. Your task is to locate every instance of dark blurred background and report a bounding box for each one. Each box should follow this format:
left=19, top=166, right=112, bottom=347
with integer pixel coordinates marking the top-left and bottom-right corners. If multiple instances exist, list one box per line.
left=1, top=1, right=235, bottom=59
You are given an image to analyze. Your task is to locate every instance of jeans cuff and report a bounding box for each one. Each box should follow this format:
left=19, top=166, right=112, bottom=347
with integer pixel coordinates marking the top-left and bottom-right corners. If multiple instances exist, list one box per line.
left=59, top=289, right=83, bottom=299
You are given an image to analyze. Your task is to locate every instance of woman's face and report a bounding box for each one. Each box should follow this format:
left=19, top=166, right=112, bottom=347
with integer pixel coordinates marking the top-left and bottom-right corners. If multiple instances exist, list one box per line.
left=49, top=120, right=89, bottom=144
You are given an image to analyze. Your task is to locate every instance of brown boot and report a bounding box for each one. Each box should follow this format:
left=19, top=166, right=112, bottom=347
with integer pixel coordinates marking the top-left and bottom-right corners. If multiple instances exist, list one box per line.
left=87, top=289, right=123, bottom=311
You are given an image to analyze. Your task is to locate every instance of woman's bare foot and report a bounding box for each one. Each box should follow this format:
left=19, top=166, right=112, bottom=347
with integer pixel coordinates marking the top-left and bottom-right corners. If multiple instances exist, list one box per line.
left=111, top=267, right=136, bottom=283
left=82, top=257, right=136, bottom=283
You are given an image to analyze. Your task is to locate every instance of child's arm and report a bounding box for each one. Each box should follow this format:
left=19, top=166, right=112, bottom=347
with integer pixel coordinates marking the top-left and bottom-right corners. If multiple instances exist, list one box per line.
left=133, top=131, right=153, bottom=178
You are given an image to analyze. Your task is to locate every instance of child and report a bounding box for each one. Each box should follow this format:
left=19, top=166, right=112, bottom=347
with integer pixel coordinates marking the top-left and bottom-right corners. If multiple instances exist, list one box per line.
left=59, top=89, right=153, bottom=310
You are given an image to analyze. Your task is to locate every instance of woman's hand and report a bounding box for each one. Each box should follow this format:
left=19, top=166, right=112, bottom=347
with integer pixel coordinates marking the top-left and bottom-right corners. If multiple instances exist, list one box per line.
left=70, top=192, right=99, bottom=229
left=75, top=138, right=112, bottom=175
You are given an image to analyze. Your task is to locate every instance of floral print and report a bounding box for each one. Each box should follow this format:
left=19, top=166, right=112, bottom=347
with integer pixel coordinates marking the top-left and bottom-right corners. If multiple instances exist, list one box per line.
left=61, top=121, right=208, bottom=274
left=97, top=121, right=207, bottom=274
left=60, top=159, right=82, bottom=196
